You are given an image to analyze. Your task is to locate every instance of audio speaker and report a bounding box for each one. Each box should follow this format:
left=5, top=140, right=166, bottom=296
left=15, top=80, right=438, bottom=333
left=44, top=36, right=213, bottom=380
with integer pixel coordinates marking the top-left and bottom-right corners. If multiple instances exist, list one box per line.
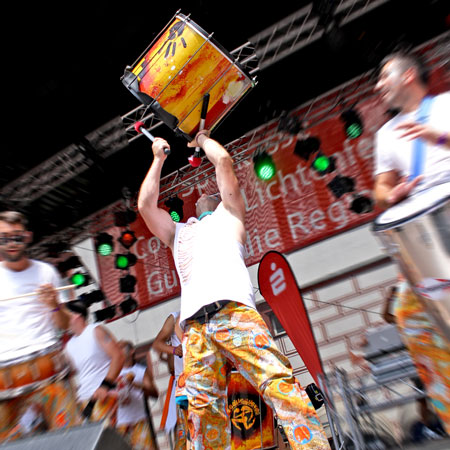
left=0, top=422, right=131, bottom=449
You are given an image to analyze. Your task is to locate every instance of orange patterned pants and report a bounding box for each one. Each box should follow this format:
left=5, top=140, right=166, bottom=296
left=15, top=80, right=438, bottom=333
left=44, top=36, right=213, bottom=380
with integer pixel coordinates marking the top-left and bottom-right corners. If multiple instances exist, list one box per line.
left=183, top=302, right=330, bottom=449
left=0, top=377, right=81, bottom=443
left=117, top=419, right=156, bottom=450
left=395, top=285, right=450, bottom=434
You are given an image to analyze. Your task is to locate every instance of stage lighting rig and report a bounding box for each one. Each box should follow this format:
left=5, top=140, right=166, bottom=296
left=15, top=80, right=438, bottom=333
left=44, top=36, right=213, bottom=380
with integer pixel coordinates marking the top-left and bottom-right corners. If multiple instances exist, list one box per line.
left=341, top=107, right=363, bottom=139
left=118, top=230, right=137, bottom=249
left=350, top=195, right=374, bottom=214
left=311, top=152, right=336, bottom=175
left=119, top=274, right=137, bottom=293
left=327, top=175, right=355, bottom=198
left=114, top=209, right=137, bottom=227
left=119, top=296, right=138, bottom=315
left=115, top=253, right=137, bottom=270
left=94, top=305, right=116, bottom=322
left=95, top=232, right=114, bottom=256
left=293, top=136, right=321, bottom=161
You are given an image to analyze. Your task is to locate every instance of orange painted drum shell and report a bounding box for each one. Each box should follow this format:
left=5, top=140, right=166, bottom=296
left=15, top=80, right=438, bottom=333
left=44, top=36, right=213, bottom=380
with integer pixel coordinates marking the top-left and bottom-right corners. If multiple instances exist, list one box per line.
left=130, top=15, right=254, bottom=136
left=0, top=349, right=66, bottom=391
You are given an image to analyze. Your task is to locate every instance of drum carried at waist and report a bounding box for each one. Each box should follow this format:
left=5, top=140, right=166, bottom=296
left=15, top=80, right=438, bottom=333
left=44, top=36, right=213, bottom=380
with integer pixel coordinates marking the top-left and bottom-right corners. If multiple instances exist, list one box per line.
left=372, top=182, right=450, bottom=341
left=122, top=13, right=255, bottom=141
left=0, top=342, right=70, bottom=400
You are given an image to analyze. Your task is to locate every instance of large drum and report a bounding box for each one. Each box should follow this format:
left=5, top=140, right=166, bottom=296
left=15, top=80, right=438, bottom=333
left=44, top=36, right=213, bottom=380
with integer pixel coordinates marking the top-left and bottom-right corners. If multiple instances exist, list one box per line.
left=122, top=13, right=255, bottom=140
left=372, top=183, right=450, bottom=341
left=228, top=371, right=276, bottom=450
left=0, top=342, right=69, bottom=400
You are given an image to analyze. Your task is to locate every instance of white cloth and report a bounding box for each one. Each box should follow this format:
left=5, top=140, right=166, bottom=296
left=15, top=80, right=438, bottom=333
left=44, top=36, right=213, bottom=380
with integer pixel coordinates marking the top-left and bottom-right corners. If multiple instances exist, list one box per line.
left=169, top=311, right=183, bottom=380
left=65, top=324, right=111, bottom=401
left=174, top=203, right=256, bottom=328
left=0, top=259, right=63, bottom=362
left=375, top=92, right=450, bottom=194
left=117, top=364, right=147, bottom=426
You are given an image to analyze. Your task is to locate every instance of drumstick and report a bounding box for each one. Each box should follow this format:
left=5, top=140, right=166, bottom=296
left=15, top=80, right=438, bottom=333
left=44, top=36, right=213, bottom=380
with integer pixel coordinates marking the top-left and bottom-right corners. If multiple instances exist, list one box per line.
left=189, top=94, right=210, bottom=168
left=0, top=284, right=76, bottom=302
left=134, top=122, right=171, bottom=155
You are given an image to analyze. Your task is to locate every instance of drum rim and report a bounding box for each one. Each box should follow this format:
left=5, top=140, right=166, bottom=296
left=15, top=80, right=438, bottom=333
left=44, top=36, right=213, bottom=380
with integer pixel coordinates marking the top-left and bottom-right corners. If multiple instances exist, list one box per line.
left=0, top=340, right=63, bottom=368
left=176, top=13, right=254, bottom=82
left=0, top=366, right=70, bottom=400
left=372, top=194, right=450, bottom=231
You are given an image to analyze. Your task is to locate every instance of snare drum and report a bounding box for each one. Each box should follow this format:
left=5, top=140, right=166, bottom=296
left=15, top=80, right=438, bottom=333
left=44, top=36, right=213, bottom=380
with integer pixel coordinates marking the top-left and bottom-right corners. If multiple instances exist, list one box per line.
left=122, top=13, right=255, bottom=140
left=372, top=183, right=450, bottom=341
left=0, top=342, right=69, bottom=400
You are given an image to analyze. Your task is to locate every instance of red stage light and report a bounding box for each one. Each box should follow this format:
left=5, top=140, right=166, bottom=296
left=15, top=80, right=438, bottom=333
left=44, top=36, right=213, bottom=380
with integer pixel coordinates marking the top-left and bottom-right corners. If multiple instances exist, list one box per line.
left=118, top=230, right=137, bottom=249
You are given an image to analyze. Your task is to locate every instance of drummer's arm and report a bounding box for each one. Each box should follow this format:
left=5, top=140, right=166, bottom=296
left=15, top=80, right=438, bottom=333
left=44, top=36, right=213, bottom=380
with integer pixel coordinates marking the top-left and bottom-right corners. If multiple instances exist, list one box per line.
left=138, top=138, right=176, bottom=251
left=374, top=170, right=422, bottom=209
left=37, top=284, right=70, bottom=330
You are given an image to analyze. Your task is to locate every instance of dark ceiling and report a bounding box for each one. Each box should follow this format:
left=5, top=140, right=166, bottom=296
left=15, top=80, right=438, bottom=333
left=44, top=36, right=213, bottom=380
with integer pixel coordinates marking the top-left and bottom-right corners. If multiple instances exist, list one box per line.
left=1, top=0, right=449, bottom=246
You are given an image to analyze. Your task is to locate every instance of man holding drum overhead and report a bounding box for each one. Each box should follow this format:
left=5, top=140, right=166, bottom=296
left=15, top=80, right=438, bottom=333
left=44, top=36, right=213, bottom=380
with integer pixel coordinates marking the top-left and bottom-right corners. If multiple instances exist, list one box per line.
left=373, top=49, right=450, bottom=209
left=373, top=51, right=450, bottom=433
left=138, top=132, right=331, bottom=449
left=0, top=211, right=81, bottom=442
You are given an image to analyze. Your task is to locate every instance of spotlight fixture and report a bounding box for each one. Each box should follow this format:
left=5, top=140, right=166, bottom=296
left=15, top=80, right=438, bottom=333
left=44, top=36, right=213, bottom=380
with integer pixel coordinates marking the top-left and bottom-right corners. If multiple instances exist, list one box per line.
left=57, top=255, right=82, bottom=275
left=94, top=305, right=116, bottom=322
left=95, top=232, right=114, bottom=256
left=119, top=296, right=138, bottom=315
left=253, top=149, right=276, bottom=181
left=46, top=242, right=70, bottom=258
left=119, top=274, right=137, bottom=293
left=70, top=272, right=91, bottom=288
left=115, top=253, right=137, bottom=270
left=165, top=196, right=184, bottom=222
left=79, top=289, right=105, bottom=306
left=277, top=112, right=303, bottom=135
left=327, top=175, right=355, bottom=198
left=114, top=209, right=137, bottom=227
left=293, top=136, right=321, bottom=161
left=118, top=230, right=137, bottom=249
left=341, top=108, right=363, bottom=139
left=311, top=152, right=336, bottom=175
left=350, top=195, right=374, bottom=214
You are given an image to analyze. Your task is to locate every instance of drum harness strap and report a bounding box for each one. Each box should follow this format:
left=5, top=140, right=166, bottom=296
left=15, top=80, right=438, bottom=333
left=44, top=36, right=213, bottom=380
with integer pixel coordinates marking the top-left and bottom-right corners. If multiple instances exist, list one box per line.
left=410, top=95, right=434, bottom=181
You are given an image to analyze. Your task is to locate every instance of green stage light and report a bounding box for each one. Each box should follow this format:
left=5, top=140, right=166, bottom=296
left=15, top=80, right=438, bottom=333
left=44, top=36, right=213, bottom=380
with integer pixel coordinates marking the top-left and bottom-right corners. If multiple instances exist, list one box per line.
left=115, top=253, right=137, bottom=270
left=253, top=150, right=276, bottom=180
left=341, top=108, right=363, bottom=139
left=165, top=196, right=184, bottom=223
left=311, top=152, right=336, bottom=175
left=71, top=272, right=91, bottom=287
left=95, top=232, right=114, bottom=256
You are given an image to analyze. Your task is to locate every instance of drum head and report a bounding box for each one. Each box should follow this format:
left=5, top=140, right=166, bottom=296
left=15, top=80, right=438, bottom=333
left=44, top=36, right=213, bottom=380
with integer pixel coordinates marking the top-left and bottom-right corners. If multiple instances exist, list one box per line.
left=373, top=183, right=450, bottom=231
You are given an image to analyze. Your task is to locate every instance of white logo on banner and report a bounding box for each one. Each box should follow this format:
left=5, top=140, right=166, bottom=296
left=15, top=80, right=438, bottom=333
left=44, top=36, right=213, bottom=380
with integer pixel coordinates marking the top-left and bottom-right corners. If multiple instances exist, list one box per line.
left=269, top=262, right=287, bottom=296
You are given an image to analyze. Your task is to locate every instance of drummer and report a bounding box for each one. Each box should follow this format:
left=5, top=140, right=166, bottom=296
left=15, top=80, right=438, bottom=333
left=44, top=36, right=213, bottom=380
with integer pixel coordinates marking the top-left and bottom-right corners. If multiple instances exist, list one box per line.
left=373, top=49, right=450, bottom=209
left=0, top=211, right=81, bottom=442
left=372, top=52, right=450, bottom=433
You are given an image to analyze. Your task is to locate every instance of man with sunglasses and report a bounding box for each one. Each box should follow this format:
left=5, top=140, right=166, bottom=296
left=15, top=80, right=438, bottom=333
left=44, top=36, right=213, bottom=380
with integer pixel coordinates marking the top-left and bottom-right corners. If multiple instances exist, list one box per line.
left=0, top=211, right=80, bottom=442
left=137, top=132, right=330, bottom=449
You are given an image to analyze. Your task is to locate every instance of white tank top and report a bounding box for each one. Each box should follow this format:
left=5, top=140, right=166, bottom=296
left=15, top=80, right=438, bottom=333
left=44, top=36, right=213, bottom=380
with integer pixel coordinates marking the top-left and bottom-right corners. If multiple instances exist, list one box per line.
left=173, top=203, right=255, bottom=328
left=169, top=312, right=183, bottom=379
left=65, top=324, right=111, bottom=401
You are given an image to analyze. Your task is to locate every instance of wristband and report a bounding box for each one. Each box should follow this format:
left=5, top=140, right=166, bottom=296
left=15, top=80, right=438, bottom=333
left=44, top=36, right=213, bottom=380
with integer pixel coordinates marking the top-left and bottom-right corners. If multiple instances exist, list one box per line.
left=101, top=378, right=117, bottom=390
left=51, top=306, right=60, bottom=313
left=437, top=133, right=448, bottom=146
left=172, top=347, right=176, bottom=354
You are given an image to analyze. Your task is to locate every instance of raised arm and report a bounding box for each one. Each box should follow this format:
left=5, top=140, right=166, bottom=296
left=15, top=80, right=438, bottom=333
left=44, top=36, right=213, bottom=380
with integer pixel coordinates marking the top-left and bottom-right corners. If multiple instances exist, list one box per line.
left=137, top=138, right=176, bottom=250
left=152, top=315, right=182, bottom=358
left=188, top=131, right=246, bottom=224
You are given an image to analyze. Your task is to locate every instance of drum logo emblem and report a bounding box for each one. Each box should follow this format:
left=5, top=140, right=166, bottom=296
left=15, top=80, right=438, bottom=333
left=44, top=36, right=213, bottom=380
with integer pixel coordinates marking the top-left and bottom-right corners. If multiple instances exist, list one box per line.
left=416, top=278, right=450, bottom=301
left=228, top=398, right=260, bottom=431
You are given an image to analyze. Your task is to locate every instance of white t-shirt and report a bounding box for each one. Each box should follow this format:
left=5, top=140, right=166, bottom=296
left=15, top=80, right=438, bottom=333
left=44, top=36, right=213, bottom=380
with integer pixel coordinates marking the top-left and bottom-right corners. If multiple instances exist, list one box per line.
left=169, top=311, right=183, bottom=379
left=375, top=92, right=450, bottom=193
left=117, top=364, right=147, bottom=426
left=65, top=324, right=111, bottom=401
left=173, top=203, right=256, bottom=328
left=0, top=259, right=64, bottom=362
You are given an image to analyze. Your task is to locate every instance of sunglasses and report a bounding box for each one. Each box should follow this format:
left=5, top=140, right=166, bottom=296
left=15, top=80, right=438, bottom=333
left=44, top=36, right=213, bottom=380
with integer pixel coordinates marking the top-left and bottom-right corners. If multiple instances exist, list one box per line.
left=0, top=235, right=26, bottom=245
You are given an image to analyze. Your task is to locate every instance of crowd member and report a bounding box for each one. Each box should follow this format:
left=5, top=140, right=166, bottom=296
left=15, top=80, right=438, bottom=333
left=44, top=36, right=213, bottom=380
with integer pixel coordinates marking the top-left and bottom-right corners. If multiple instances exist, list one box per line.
left=153, top=311, right=188, bottom=449
left=116, top=341, right=158, bottom=450
left=373, top=51, right=450, bottom=433
left=65, top=300, right=124, bottom=425
left=137, top=131, right=330, bottom=449
left=0, top=211, right=81, bottom=442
